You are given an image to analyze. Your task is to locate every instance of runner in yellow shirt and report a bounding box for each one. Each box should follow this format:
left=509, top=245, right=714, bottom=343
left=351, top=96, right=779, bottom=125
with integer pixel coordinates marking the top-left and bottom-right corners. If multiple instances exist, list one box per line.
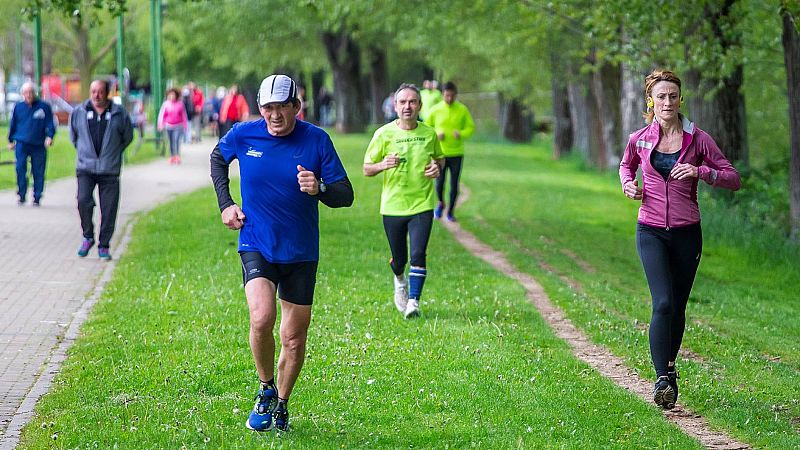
left=419, top=80, right=443, bottom=121
left=364, top=83, right=444, bottom=318
left=424, top=81, right=475, bottom=221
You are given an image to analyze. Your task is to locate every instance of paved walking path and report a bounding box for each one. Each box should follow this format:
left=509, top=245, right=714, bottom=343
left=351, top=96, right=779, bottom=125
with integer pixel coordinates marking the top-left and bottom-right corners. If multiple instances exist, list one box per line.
left=0, top=141, right=214, bottom=448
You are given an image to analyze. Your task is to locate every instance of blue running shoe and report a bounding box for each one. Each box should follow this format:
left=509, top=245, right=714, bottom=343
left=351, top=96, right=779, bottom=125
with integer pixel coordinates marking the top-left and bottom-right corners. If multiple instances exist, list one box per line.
left=274, top=401, right=289, bottom=431
left=433, top=202, right=444, bottom=219
left=77, top=239, right=95, bottom=257
left=246, top=387, right=278, bottom=432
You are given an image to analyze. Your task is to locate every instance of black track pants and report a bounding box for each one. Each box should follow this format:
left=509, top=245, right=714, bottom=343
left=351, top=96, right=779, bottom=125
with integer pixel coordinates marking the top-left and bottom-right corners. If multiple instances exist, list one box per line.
left=435, top=156, right=463, bottom=212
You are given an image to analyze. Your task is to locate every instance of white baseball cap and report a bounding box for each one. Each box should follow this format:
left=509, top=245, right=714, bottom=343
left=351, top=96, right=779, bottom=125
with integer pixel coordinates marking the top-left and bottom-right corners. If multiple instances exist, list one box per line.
left=257, top=74, right=298, bottom=106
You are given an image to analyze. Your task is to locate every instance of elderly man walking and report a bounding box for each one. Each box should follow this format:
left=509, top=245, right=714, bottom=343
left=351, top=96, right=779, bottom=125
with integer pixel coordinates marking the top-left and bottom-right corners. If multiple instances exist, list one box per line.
left=8, top=82, right=55, bottom=206
left=68, top=79, right=134, bottom=260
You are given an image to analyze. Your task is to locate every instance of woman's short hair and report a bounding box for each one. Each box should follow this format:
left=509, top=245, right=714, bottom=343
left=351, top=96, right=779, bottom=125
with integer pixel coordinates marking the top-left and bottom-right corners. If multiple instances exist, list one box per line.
left=166, top=87, right=181, bottom=99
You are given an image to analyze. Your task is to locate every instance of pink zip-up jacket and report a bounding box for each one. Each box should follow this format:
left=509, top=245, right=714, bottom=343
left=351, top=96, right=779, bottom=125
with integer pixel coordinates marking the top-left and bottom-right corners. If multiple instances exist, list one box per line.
left=157, top=99, right=189, bottom=132
left=619, top=115, right=741, bottom=229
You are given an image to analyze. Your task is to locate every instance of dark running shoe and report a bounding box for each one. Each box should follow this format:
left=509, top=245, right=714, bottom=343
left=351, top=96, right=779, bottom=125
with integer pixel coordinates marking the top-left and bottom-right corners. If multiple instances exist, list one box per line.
left=98, top=247, right=112, bottom=261
left=246, top=387, right=278, bottom=432
left=77, top=239, right=95, bottom=257
left=274, top=401, right=289, bottom=431
left=653, top=375, right=676, bottom=409
left=434, top=202, right=444, bottom=219
left=667, top=369, right=680, bottom=408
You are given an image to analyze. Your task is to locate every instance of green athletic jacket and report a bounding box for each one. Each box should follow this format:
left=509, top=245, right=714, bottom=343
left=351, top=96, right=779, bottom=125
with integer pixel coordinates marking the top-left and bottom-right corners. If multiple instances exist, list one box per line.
left=424, top=100, right=475, bottom=157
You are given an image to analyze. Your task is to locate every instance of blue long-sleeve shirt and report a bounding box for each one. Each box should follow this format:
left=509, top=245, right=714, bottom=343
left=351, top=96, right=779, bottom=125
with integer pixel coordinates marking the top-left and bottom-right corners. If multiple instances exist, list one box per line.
left=9, top=100, right=55, bottom=146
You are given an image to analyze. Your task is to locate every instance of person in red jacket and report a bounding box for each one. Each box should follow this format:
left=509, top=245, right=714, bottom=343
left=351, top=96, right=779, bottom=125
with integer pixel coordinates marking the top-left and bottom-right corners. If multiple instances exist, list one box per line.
left=189, top=81, right=204, bottom=143
left=619, top=69, right=740, bottom=410
left=219, top=84, right=250, bottom=139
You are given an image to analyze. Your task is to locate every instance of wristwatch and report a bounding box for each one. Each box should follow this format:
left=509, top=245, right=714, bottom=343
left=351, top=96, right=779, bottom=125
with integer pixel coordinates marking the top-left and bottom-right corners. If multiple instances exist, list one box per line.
left=318, top=179, right=327, bottom=193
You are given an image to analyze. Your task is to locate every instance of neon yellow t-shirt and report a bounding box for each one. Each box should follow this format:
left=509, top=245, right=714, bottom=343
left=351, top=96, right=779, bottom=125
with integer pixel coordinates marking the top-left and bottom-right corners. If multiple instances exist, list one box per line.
left=364, top=121, right=444, bottom=216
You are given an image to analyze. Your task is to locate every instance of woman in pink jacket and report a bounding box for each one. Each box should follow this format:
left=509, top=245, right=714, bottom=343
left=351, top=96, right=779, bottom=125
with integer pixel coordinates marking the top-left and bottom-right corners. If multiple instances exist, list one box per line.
left=619, top=69, right=740, bottom=410
left=157, top=87, right=189, bottom=164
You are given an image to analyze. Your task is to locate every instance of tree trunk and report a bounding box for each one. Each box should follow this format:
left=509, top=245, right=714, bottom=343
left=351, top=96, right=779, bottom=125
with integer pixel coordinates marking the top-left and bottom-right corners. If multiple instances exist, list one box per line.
left=567, top=78, right=594, bottom=161
left=551, top=51, right=572, bottom=158
left=321, top=30, right=368, bottom=133
left=591, top=62, right=621, bottom=168
left=783, top=10, right=800, bottom=239
left=368, top=46, right=388, bottom=125
left=685, top=66, right=748, bottom=166
left=684, top=0, right=748, bottom=166
left=621, top=63, right=646, bottom=150
left=500, top=95, right=532, bottom=142
left=72, top=16, right=118, bottom=99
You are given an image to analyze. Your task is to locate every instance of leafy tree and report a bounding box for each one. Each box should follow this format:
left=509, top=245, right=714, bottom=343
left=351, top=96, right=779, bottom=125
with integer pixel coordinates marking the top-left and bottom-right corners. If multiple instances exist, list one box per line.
left=25, top=0, right=130, bottom=98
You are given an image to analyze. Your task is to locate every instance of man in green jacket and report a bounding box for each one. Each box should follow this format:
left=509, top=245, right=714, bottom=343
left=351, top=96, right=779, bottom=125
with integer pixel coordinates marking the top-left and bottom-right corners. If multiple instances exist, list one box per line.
left=424, top=81, right=475, bottom=221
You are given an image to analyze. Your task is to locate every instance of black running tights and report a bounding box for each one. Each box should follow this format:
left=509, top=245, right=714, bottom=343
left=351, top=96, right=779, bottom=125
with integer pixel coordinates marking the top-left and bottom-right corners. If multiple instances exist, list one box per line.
left=383, top=211, right=434, bottom=275
left=636, top=223, right=702, bottom=378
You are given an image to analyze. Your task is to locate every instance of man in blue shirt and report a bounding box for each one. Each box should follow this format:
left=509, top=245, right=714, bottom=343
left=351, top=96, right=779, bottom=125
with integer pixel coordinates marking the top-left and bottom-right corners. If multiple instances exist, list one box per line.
left=210, top=74, right=353, bottom=433
left=8, top=82, right=55, bottom=206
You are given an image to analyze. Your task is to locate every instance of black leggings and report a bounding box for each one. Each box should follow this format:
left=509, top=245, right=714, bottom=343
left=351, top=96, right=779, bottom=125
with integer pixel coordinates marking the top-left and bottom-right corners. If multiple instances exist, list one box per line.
left=435, top=156, right=463, bottom=211
left=636, top=223, right=702, bottom=377
left=383, top=211, right=434, bottom=275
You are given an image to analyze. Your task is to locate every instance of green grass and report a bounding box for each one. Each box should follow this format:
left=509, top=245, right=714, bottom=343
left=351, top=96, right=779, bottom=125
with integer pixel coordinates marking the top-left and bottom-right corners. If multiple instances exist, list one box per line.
left=0, top=125, right=161, bottom=191
left=456, top=137, right=800, bottom=448
left=18, top=134, right=704, bottom=448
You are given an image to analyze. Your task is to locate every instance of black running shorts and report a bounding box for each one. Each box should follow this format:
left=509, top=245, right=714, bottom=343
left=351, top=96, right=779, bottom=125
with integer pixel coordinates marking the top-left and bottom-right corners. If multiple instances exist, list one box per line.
left=239, top=251, right=318, bottom=305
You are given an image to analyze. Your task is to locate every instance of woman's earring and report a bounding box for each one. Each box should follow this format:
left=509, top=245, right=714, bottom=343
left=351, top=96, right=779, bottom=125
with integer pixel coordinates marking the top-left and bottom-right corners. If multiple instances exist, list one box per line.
left=680, top=96, right=684, bottom=107
left=646, top=97, right=654, bottom=109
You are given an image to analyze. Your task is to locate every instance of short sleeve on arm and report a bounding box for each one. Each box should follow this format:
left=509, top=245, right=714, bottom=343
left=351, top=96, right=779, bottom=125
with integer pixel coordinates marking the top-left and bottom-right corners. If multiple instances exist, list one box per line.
left=217, top=123, right=239, bottom=162
left=319, top=133, right=347, bottom=184
left=364, top=129, right=386, bottom=164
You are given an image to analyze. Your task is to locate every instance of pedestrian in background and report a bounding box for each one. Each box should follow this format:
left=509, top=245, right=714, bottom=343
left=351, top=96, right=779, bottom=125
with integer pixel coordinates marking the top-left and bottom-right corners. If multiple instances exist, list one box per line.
left=69, top=79, right=134, bottom=260
left=219, top=84, right=249, bottom=138
left=8, top=81, right=55, bottom=206
left=189, top=81, right=204, bottom=142
left=157, top=87, right=189, bottom=165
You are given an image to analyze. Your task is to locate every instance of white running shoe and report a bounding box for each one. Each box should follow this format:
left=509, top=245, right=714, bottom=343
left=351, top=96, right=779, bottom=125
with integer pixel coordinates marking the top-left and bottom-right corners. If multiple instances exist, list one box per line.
left=404, top=299, right=420, bottom=318
left=394, top=276, right=408, bottom=313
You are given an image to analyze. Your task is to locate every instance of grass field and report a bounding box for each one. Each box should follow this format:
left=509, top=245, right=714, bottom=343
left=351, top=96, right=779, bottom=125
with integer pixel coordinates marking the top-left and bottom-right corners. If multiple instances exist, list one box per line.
left=456, top=137, right=800, bottom=448
left=16, top=133, right=798, bottom=448
left=0, top=125, right=161, bottom=192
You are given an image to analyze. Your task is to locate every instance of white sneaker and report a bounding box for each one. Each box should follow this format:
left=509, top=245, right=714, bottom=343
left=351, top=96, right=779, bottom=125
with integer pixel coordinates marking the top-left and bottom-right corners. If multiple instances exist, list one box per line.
left=394, top=276, right=408, bottom=313
left=404, top=299, right=420, bottom=318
